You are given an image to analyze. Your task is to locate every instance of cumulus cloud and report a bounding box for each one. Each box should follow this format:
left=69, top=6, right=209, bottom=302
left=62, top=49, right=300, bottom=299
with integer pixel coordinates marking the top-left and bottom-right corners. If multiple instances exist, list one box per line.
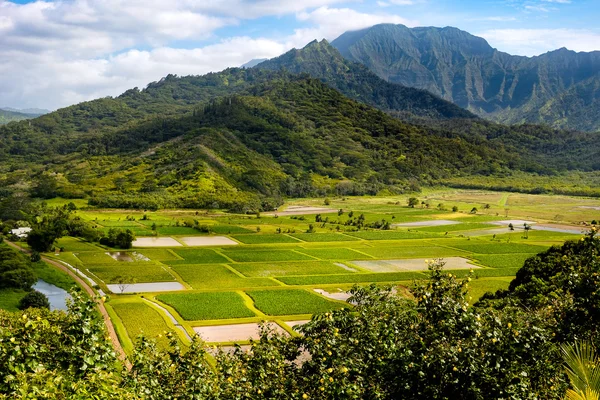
left=0, top=0, right=415, bottom=110
left=478, top=28, right=600, bottom=56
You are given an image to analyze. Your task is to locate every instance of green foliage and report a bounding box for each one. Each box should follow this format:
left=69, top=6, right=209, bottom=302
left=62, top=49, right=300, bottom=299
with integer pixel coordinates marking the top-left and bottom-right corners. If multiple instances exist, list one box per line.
left=232, top=261, right=351, bottom=277
left=112, top=301, right=174, bottom=349
left=170, top=264, right=276, bottom=290
left=561, top=341, right=600, bottom=400
left=157, top=292, right=254, bottom=320
left=99, top=228, right=136, bottom=249
left=165, top=249, right=229, bottom=265
left=0, top=245, right=35, bottom=290
left=221, top=249, right=315, bottom=263
left=18, top=290, right=50, bottom=310
left=482, top=229, right=600, bottom=346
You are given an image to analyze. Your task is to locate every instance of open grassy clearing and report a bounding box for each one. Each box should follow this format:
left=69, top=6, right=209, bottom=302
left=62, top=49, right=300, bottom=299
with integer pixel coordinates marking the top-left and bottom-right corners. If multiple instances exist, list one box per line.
left=246, top=289, right=349, bottom=316
left=467, top=277, right=513, bottom=304
left=111, top=301, right=173, bottom=348
left=87, top=263, right=174, bottom=283
left=231, top=234, right=301, bottom=244
left=221, top=249, right=316, bottom=263
left=232, top=261, right=352, bottom=277
left=0, top=289, right=27, bottom=312
left=170, top=264, right=277, bottom=289
left=165, top=249, right=230, bottom=264
left=157, top=292, right=255, bottom=320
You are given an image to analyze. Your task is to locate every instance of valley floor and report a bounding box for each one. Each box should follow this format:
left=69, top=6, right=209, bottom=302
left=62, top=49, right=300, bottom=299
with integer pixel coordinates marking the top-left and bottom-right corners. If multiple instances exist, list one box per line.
left=5, top=189, right=598, bottom=354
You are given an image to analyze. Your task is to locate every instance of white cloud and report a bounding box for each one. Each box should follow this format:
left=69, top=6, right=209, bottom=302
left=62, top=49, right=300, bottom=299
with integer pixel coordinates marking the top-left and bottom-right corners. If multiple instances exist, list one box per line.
left=478, top=28, right=600, bottom=56
left=291, top=6, right=416, bottom=47
left=0, top=1, right=416, bottom=110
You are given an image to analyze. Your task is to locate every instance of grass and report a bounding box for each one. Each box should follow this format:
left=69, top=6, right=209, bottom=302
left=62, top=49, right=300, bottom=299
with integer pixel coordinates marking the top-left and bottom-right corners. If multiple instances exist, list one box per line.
left=111, top=301, right=173, bottom=348
left=449, top=268, right=521, bottom=278
left=467, top=277, right=513, bottom=303
left=415, top=223, right=497, bottom=233
left=165, top=249, right=230, bottom=265
left=231, top=234, right=301, bottom=244
left=277, top=272, right=428, bottom=285
left=156, top=226, right=199, bottom=235
left=0, top=288, right=27, bottom=312
left=291, top=233, right=360, bottom=242
left=31, top=261, right=78, bottom=291
left=295, top=248, right=372, bottom=260
left=246, top=289, right=349, bottom=315
left=170, top=264, right=277, bottom=289
left=221, top=249, right=315, bottom=263
left=157, top=292, right=255, bottom=320
left=232, top=261, right=352, bottom=277
left=87, top=263, right=174, bottom=283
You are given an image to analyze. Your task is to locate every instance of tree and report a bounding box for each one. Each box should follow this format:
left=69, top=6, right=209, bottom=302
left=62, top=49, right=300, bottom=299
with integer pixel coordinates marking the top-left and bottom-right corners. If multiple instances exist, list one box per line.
left=561, top=341, right=600, bottom=400
left=452, top=205, right=458, bottom=212
left=116, top=229, right=135, bottom=249
left=523, top=223, right=531, bottom=239
left=509, top=223, right=514, bottom=231
left=407, top=197, right=419, bottom=208
left=27, top=229, right=57, bottom=252
left=18, top=290, right=50, bottom=310
left=30, top=251, right=41, bottom=262
left=114, top=275, right=136, bottom=294
left=470, top=207, right=478, bottom=214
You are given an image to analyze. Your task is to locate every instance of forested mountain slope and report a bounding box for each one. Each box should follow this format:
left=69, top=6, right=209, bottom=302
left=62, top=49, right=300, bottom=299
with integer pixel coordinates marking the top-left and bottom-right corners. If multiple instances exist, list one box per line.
left=255, top=39, right=476, bottom=121
left=332, top=24, right=600, bottom=132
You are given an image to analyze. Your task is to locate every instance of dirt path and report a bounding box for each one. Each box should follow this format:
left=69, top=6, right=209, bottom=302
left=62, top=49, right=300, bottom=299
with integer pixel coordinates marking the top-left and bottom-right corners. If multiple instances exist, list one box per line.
left=6, top=241, right=130, bottom=367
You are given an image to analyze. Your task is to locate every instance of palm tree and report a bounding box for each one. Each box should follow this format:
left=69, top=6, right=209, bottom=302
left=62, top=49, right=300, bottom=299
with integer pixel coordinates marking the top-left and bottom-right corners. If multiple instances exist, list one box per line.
left=561, top=341, right=600, bottom=400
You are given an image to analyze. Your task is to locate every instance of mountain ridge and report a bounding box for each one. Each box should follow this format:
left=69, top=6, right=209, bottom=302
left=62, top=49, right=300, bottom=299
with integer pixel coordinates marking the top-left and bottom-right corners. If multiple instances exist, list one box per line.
left=331, top=23, right=600, bottom=132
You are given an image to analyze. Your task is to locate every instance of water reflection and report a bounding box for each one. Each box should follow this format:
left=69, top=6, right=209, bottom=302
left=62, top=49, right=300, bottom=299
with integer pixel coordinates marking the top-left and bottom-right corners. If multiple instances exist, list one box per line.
left=33, top=280, right=70, bottom=311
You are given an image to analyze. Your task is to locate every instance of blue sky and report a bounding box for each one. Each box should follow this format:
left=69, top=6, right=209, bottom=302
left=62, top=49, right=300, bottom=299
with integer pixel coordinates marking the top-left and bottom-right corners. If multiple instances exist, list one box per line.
left=1, top=0, right=599, bottom=110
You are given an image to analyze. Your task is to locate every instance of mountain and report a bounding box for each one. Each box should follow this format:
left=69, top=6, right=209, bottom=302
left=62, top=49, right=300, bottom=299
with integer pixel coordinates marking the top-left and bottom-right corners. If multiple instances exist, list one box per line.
left=1, top=69, right=599, bottom=211
left=332, top=24, right=600, bottom=132
left=255, top=39, right=476, bottom=121
left=1, top=107, right=50, bottom=115
left=241, top=58, right=268, bottom=68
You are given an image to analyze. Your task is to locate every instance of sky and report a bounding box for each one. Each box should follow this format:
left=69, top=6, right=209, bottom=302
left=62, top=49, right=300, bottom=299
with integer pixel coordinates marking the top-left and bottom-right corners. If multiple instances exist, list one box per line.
left=1, top=0, right=599, bottom=110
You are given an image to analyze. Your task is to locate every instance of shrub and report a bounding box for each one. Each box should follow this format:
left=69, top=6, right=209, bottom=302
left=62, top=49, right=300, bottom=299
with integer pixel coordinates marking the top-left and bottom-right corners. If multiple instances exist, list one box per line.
left=18, top=290, right=50, bottom=310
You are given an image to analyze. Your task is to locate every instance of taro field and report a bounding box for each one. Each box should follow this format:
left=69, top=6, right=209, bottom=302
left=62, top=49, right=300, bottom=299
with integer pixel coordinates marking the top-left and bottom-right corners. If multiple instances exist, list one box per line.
left=43, top=190, right=598, bottom=351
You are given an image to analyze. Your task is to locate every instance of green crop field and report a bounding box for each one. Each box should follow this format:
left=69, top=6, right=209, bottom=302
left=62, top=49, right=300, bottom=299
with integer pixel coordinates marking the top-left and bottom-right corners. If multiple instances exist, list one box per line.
left=111, top=301, right=173, bottom=348
left=55, top=237, right=102, bottom=252
left=291, top=233, right=360, bottom=242
left=171, top=264, right=276, bottom=289
left=136, top=249, right=180, bottom=262
left=447, top=242, right=550, bottom=254
left=231, top=234, right=301, bottom=244
left=295, top=248, right=372, bottom=260
left=87, top=263, right=174, bottom=283
left=157, top=292, right=255, bottom=320
left=60, top=189, right=598, bottom=347
left=277, top=271, right=428, bottom=285
left=360, top=246, right=465, bottom=259
left=472, top=253, right=537, bottom=269
left=221, top=249, right=316, bottom=263
left=211, top=225, right=255, bottom=234
left=246, top=289, right=349, bottom=315
left=232, top=261, right=351, bottom=277
left=346, top=230, right=443, bottom=240
left=74, top=252, right=119, bottom=264
left=165, top=249, right=230, bottom=264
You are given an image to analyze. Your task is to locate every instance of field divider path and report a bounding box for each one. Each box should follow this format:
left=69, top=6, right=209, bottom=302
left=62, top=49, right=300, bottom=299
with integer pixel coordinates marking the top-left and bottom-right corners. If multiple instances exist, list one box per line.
left=236, top=291, right=266, bottom=317
left=5, top=240, right=130, bottom=368
left=290, top=250, right=320, bottom=260
left=222, top=264, right=249, bottom=278
left=213, top=249, right=236, bottom=263
left=142, top=298, right=193, bottom=342
left=162, top=265, right=192, bottom=290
